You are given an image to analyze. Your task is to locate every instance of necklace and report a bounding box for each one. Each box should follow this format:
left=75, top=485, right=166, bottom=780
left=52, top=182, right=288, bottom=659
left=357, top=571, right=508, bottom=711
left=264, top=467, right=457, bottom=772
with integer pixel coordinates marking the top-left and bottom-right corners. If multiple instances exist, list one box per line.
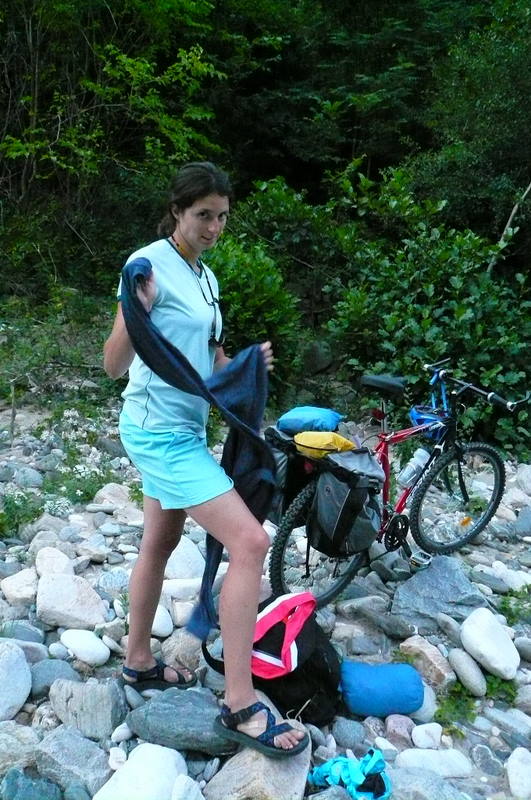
left=167, top=236, right=224, bottom=347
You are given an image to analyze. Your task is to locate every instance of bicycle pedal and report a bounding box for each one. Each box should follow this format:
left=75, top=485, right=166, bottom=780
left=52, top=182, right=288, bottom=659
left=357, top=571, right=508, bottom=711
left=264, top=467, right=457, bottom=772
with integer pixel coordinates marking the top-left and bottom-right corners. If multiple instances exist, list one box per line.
left=409, top=551, right=432, bottom=571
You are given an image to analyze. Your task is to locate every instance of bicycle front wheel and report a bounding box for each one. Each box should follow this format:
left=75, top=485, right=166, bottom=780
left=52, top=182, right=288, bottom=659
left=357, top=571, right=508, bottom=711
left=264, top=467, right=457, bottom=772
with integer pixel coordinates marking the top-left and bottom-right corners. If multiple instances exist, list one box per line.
left=409, top=442, right=506, bottom=554
left=268, top=479, right=367, bottom=609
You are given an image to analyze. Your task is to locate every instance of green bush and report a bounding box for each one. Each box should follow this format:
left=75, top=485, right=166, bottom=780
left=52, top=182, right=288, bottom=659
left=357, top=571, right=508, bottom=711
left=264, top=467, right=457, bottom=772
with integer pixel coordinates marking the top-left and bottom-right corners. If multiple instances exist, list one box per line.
left=206, top=233, right=303, bottom=397
left=323, top=166, right=530, bottom=457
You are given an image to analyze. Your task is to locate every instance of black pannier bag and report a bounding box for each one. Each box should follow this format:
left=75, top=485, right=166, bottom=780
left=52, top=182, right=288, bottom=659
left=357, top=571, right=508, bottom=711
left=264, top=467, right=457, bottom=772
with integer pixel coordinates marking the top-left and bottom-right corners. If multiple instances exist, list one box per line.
left=307, top=449, right=385, bottom=558
left=264, top=426, right=312, bottom=526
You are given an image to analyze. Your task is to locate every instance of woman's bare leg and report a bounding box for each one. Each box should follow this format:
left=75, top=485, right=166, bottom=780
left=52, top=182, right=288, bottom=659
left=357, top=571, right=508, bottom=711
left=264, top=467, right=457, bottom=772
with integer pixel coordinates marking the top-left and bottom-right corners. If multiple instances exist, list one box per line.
left=187, top=488, right=305, bottom=750
left=124, top=496, right=194, bottom=683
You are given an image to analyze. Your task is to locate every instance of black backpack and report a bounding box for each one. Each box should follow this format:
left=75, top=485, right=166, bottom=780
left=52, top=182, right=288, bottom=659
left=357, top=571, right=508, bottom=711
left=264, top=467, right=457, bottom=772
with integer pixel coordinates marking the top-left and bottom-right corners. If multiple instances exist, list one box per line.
left=202, top=592, right=341, bottom=727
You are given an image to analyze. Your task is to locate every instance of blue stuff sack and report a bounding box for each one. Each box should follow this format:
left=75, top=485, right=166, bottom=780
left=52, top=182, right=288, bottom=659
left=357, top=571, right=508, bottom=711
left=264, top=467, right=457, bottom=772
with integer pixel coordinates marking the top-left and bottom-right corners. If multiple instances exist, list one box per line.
left=277, top=406, right=344, bottom=435
left=341, top=661, right=424, bottom=718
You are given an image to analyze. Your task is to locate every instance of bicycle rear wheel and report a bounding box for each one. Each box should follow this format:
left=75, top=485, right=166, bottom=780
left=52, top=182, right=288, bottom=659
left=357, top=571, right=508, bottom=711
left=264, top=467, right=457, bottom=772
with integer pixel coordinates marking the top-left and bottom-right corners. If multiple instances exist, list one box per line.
left=409, top=442, right=505, bottom=554
left=268, top=479, right=367, bottom=609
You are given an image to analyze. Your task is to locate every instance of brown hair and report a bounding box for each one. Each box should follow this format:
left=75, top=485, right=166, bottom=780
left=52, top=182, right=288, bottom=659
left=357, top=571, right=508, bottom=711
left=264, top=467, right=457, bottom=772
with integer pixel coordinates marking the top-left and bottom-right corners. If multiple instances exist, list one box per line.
left=157, top=162, right=233, bottom=237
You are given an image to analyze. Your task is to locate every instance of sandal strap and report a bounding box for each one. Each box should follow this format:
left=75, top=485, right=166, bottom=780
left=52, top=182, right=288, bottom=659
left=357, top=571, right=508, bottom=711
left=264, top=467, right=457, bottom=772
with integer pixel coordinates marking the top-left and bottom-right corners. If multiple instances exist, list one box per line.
left=220, top=702, right=298, bottom=746
left=257, top=721, right=292, bottom=746
left=122, top=659, right=165, bottom=682
left=220, top=701, right=272, bottom=728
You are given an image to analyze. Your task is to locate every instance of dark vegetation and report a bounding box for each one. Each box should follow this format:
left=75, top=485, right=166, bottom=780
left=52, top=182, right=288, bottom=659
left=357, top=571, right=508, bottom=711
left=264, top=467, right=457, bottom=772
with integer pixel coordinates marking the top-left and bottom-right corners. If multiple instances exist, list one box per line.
left=1, top=0, right=529, bottom=456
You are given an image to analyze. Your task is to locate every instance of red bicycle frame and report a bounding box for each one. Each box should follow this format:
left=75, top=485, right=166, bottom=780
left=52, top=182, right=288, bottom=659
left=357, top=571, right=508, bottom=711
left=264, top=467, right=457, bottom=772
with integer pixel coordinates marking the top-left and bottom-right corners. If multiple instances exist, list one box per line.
left=373, top=420, right=438, bottom=525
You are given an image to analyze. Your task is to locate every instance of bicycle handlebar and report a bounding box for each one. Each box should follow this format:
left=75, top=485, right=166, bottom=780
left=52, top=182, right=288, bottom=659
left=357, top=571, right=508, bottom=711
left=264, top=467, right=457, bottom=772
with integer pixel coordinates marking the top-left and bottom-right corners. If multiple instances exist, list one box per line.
left=423, top=362, right=529, bottom=412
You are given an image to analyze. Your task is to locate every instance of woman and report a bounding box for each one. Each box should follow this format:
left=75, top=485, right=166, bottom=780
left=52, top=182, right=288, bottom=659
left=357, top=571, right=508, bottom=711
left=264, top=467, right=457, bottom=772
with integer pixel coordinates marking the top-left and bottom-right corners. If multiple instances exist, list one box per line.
left=103, top=162, right=307, bottom=757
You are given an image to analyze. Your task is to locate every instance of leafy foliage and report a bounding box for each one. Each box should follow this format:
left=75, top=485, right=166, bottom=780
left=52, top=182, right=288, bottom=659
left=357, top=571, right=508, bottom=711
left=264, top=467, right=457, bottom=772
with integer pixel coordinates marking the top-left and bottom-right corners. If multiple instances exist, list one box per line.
left=434, top=681, right=478, bottom=730
left=206, top=233, right=302, bottom=394
left=0, top=491, right=44, bottom=538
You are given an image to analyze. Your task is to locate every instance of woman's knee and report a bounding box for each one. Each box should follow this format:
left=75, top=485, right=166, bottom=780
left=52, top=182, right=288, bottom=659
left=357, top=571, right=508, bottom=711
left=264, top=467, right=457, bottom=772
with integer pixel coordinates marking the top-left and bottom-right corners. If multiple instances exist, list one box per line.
left=231, top=525, right=269, bottom=564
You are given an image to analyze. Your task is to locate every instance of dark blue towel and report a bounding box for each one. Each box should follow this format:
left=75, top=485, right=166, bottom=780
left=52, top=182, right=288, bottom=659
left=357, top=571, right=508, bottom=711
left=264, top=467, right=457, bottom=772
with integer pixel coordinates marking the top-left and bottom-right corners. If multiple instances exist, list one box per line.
left=120, top=257, right=276, bottom=639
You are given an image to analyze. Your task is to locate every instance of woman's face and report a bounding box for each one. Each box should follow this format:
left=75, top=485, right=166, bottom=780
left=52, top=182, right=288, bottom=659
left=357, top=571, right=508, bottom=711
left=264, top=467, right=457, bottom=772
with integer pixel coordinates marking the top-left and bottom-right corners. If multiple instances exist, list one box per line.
left=174, top=193, right=229, bottom=257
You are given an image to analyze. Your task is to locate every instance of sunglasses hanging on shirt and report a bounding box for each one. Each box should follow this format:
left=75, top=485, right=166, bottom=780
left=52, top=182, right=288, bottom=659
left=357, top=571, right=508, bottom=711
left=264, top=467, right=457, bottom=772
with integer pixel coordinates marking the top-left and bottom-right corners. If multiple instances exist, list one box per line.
left=168, top=237, right=225, bottom=347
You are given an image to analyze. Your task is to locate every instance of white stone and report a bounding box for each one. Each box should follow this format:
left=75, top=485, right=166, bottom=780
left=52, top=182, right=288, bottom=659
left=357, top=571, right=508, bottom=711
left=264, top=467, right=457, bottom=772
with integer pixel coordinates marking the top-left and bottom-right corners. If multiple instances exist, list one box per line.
left=171, top=774, right=205, bottom=800
left=76, top=533, right=111, bottom=563
left=161, top=577, right=203, bottom=604
left=506, top=746, right=531, bottom=800
left=448, top=648, right=487, bottom=697
left=151, top=605, right=174, bottom=638
left=409, top=683, right=437, bottom=723
left=102, top=635, right=124, bottom=655
left=109, top=746, right=127, bottom=770
left=36, top=573, right=107, bottom=629
left=48, top=642, right=69, bottom=660
left=165, top=536, right=205, bottom=580
left=111, top=722, right=133, bottom=743
left=0, top=641, right=32, bottom=721
left=494, top=504, right=517, bottom=522
left=35, top=546, right=74, bottom=576
left=0, top=567, right=38, bottom=606
left=93, top=482, right=144, bottom=526
left=60, top=629, right=111, bottom=667
left=460, top=607, right=520, bottom=679
left=516, top=464, right=531, bottom=495
left=490, top=560, right=531, bottom=592
left=373, top=736, right=398, bottom=760
left=395, top=747, right=473, bottom=777
left=170, top=601, right=194, bottom=628
left=411, top=722, right=443, bottom=749
left=93, top=742, right=187, bottom=800
left=504, top=486, right=531, bottom=508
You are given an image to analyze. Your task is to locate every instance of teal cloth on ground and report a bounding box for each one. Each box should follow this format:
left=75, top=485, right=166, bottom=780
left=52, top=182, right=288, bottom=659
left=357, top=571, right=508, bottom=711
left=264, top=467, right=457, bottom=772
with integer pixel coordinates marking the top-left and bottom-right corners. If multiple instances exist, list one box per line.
left=308, top=749, right=392, bottom=800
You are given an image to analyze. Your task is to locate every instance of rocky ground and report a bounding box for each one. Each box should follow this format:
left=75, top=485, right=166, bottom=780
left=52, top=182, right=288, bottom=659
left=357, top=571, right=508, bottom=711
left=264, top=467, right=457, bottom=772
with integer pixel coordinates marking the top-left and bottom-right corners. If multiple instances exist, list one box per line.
left=0, top=402, right=530, bottom=800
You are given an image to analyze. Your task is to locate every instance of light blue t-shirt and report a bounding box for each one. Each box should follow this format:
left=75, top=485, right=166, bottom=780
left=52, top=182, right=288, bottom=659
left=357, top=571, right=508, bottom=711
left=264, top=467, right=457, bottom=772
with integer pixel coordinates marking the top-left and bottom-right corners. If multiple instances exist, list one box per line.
left=117, top=238, right=223, bottom=435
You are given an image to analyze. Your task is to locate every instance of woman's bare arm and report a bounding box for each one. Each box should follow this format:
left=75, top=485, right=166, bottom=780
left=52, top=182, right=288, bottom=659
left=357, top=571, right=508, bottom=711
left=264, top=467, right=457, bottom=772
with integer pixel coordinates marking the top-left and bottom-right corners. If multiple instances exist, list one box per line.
left=103, top=304, right=136, bottom=379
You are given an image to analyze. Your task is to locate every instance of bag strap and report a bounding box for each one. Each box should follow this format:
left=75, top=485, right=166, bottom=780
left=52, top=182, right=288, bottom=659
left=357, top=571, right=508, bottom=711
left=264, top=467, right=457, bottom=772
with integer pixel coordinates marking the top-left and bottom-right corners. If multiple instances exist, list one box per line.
left=202, top=640, right=226, bottom=675
left=331, top=475, right=369, bottom=548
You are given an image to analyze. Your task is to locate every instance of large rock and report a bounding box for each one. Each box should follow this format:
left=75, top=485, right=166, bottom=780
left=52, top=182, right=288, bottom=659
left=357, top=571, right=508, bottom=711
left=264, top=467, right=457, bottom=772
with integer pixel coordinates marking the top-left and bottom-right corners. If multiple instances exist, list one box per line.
left=0, top=567, right=38, bottom=606
left=398, top=635, right=456, bottom=691
left=506, top=746, right=531, bottom=800
left=387, top=766, right=467, bottom=800
left=126, top=687, right=236, bottom=756
left=34, top=725, right=112, bottom=796
left=395, top=748, right=472, bottom=778
left=460, top=607, right=520, bottom=679
left=35, top=547, right=75, bottom=576
left=0, top=721, right=41, bottom=776
left=49, top=678, right=128, bottom=740
left=203, top=736, right=310, bottom=800
left=60, top=629, right=110, bottom=666
left=391, top=556, right=487, bottom=633
left=93, top=743, right=187, bottom=800
left=0, top=766, right=62, bottom=800
left=164, top=536, right=205, bottom=580
left=36, top=574, right=107, bottom=629
left=0, top=641, right=31, bottom=721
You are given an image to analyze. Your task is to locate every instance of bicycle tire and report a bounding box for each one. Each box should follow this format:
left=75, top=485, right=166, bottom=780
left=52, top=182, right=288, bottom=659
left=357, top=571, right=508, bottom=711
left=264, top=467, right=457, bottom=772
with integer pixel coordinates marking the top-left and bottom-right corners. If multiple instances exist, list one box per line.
left=268, top=479, right=367, bottom=609
left=409, top=442, right=506, bottom=554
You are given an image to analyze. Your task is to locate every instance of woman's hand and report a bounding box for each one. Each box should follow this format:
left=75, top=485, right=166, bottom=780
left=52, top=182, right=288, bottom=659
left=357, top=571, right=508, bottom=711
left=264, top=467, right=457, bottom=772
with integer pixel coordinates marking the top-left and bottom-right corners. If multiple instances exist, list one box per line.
left=260, top=340, right=274, bottom=371
left=137, top=271, right=157, bottom=312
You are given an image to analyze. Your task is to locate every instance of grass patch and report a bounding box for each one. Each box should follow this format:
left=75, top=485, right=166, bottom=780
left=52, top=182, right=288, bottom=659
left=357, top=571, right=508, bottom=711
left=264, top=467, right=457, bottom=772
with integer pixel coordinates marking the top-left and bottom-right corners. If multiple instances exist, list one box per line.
left=499, top=586, right=531, bottom=626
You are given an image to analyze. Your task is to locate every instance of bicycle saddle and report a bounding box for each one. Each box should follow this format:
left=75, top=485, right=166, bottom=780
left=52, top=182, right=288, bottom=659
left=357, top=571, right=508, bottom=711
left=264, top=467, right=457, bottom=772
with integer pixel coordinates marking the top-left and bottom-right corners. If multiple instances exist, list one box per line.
left=359, top=374, right=407, bottom=397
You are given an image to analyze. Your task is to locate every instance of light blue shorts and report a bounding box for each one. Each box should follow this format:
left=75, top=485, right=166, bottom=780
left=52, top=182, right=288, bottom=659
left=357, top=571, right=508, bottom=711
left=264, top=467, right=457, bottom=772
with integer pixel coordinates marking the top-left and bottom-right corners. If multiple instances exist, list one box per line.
left=119, top=412, right=234, bottom=509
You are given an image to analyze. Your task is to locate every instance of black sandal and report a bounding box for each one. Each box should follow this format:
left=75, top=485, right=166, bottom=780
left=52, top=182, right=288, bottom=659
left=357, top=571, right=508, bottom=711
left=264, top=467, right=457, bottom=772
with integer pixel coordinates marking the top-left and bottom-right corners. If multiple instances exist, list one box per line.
left=121, top=658, right=197, bottom=690
left=213, top=701, right=309, bottom=759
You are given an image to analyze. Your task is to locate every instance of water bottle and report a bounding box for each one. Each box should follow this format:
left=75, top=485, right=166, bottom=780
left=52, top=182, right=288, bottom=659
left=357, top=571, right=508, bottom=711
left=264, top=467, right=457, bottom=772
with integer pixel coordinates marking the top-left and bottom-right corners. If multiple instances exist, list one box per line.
left=397, top=447, right=431, bottom=488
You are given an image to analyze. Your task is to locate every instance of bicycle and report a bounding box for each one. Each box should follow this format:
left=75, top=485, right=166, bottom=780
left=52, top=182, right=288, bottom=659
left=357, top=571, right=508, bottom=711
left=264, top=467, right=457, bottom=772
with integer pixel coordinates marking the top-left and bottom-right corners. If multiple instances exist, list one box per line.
left=268, top=358, right=529, bottom=608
